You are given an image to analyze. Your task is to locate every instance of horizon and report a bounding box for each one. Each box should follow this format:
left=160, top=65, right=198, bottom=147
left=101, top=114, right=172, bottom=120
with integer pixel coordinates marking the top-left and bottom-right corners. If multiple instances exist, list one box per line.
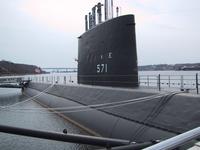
left=1, top=59, right=200, bottom=68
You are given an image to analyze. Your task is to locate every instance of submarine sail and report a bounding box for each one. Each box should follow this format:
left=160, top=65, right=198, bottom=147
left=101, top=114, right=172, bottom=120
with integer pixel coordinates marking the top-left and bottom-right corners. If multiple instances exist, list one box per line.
left=78, top=1, right=138, bottom=87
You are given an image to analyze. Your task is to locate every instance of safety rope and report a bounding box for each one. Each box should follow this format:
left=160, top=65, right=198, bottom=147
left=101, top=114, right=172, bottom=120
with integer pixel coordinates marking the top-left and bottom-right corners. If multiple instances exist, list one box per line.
left=0, top=84, right=54, bottom=109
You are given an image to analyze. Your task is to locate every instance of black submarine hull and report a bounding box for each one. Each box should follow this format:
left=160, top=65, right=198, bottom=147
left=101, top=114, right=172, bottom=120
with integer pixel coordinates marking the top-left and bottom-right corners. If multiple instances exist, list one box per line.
left=78, top=15, right=138, bottom=87
left=25, top=83, right=200, bottom=147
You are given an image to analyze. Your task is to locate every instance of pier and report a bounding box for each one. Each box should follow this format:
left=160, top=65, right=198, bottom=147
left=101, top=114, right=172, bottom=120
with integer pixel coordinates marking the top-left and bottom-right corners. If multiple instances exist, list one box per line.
left=42, top=68, right=77, bottom=73
left=0, top=76, right=30, bottom=89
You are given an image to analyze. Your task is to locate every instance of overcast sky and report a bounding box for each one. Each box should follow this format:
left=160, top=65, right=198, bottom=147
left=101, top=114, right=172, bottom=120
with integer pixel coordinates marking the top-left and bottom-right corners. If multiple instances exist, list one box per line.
left=0, top=0, right=200, bottom=67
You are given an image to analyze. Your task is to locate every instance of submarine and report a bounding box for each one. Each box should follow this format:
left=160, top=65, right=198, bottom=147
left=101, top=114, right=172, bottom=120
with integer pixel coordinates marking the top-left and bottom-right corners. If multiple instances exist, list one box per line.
left=24, top=0, right=200, bottom=149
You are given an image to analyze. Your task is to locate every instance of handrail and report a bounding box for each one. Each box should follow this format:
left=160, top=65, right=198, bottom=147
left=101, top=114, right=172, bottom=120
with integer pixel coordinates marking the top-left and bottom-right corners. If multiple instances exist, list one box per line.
left=0, top=124, right=161, bottom=149
left=0, top=124, right=130, bottom=148
left=143, top=127, right=200, bottom=150
left=2, top=73, right=199, bottom=94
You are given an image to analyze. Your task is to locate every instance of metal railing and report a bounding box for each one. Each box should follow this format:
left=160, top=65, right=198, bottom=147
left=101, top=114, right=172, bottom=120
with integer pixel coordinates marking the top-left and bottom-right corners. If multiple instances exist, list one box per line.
left=139, top=73, right=199, bottom=94
left=1, top=73, right=199, bottom=94
left=26, top=74, right=77, bottom=85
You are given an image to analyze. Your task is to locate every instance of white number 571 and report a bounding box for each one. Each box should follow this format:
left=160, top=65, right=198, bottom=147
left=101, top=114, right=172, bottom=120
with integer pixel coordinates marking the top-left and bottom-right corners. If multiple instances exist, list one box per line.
left=97, top=64, right=108, bottom=73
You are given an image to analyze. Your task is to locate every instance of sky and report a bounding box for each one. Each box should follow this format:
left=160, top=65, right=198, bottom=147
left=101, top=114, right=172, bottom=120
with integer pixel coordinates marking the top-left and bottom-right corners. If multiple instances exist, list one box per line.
left=0, top=0, right=200, bottom=67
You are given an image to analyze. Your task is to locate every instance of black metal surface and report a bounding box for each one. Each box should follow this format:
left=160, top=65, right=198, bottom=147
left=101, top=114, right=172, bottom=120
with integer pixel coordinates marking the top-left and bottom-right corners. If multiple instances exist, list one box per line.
left=27, top=83, right=200, bottom=142
left=0, top=124, right=131, bottom=148
left=78, top=15, right=138, bottom=87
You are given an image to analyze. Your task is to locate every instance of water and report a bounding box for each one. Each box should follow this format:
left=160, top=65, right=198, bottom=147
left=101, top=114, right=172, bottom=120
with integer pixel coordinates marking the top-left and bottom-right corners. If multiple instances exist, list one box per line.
left=0, top=88, right=96, bottom=150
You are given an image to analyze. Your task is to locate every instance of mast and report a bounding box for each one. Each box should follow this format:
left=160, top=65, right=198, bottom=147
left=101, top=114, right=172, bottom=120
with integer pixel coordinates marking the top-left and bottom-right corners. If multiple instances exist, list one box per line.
left=85, top=0, right=115, bottom=31
left=97, top=2, right=103, bottom=24
left=105, top=0, right=113, bottom=21
left=85, top=15, right=88, bottom=31
left=92, top=6, right=96, bottom=27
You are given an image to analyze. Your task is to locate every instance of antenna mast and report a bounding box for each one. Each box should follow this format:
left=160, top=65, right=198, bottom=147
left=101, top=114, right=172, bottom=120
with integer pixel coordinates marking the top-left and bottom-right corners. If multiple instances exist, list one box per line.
left=105, top=0, right=113, bottom=21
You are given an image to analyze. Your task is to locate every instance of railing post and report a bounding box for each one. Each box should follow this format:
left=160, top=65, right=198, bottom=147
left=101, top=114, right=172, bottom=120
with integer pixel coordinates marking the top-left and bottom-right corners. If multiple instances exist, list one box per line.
left=138, top=75, right=140, bottom=86
left=64, top=76, right=66, bottom=84
left=196, top=73, right=199, bottom=94
left=147, top=75, right=149, bottom=87
left=158, top=74, right=161, bottom=91
left=69, top=76, right=72, bottom=82
left=57, top=76, right=59, bottom=84
left=180, top=75, right=184, bottom=90
left=168, top=75, right=170, bottom=88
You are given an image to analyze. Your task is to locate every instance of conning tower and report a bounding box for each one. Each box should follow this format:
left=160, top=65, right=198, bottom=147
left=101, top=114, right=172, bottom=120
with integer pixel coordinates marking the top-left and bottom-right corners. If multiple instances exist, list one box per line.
left=78, top=0, right=138, bottom=87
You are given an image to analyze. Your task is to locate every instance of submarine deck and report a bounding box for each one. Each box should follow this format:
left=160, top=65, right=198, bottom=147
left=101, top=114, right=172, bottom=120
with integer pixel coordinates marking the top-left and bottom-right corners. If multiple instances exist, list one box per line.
left=26, top=82, right=200, bottom=140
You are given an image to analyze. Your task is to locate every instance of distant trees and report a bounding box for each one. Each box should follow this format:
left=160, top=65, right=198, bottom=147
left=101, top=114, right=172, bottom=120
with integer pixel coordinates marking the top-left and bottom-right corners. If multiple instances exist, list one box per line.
left=138, top=63, right=200, bottom=71
left=0, top=60, right=44, bottom=76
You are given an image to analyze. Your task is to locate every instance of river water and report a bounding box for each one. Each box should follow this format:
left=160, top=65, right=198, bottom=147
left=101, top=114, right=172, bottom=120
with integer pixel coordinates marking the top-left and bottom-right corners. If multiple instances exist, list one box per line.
left=0, top=88, right=96, bottom=150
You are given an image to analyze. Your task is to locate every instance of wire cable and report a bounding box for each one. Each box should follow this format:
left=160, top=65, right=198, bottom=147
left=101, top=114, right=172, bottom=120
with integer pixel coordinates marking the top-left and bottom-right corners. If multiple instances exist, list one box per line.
left=0, top=84, right=54, bottom=109
left=1, top=92, right=174, bottom=114
left=131, top=91, right=184, bottom=141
